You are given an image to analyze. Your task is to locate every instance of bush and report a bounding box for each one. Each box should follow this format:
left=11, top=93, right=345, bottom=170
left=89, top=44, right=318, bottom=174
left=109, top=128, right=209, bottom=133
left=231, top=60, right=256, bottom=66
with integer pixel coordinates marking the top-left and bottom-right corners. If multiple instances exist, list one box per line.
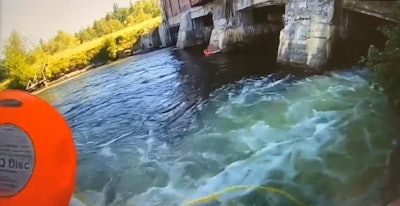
left=367, top=23, right=400, bottom=111
left=105, top=37, right=118, bottom=60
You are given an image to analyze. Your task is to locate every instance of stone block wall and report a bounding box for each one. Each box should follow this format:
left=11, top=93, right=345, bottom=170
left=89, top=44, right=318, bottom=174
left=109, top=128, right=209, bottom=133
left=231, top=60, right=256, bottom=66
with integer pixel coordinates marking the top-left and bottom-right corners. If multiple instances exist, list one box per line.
left=176, top=11, right=214, bottom=48
left=277, top=0, right=335, bottom=69
left=207, top=0, right=283, bottom=52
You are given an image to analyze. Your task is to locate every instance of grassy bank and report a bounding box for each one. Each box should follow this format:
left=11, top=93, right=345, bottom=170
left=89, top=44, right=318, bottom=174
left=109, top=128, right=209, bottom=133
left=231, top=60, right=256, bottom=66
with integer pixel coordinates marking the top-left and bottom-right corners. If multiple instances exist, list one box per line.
left=51, top=17, right=161, bottom=62
left=45, top=17, right=161, bottom=79
left=0, top=17, right=161, bottom=91
left=31, top=56, right=134, bottom=95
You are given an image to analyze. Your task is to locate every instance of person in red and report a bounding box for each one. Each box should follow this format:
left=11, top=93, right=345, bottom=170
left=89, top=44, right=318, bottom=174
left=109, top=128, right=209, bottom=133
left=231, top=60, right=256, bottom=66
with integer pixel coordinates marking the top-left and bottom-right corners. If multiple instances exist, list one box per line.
left=0, top=90, right=77, bottom=206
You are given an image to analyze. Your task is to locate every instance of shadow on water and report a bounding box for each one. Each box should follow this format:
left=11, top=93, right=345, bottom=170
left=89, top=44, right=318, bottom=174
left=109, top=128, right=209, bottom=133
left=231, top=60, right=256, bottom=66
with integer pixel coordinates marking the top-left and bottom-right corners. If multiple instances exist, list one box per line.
left=172, top=44, right=317, bottom=100
left=174, top=45, right=277, bottom=97
left=156, top=46, right=284, bottom=142
left=164, top=45, right=318, bottom=143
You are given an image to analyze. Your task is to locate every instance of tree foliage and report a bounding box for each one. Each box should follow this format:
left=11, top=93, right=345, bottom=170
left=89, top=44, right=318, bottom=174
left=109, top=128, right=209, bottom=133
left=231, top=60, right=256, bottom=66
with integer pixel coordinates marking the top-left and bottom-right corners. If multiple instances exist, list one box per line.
left=42, top=30, right=80, bottom=54
left=105, top=38, right=118, bottom=60
left=76, top=0, right=160, bottom=43
left=0, top=0, right=162, bottom=91
left=0, top=64, right=6, bottom=81
left=1, top=31, right=36, bottom=89
left=367, top=6, right=400, bottom=112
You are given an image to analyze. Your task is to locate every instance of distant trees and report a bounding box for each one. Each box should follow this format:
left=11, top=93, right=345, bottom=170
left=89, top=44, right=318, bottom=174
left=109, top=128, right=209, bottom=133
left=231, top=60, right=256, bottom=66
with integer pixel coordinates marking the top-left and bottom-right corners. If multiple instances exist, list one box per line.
left=75, top=0, right=161, bottom=43
left=76, top=27, right=97, bottom=42
left=42, top=30, right=80, bottom=54
left=1, top=31, right=35, bottom=89
left=105, top=37, right=118, bottom=60
left=0, top=65, right=6, bottom=81
left=0, top=0, right=162, bottom=91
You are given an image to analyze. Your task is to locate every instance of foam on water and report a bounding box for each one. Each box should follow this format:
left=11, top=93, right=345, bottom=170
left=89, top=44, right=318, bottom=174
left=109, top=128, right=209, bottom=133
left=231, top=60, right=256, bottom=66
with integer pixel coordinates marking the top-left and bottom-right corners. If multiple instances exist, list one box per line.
left=72, top=68, right=399, bottom=206
left=99, top=147, right=117, bottom=159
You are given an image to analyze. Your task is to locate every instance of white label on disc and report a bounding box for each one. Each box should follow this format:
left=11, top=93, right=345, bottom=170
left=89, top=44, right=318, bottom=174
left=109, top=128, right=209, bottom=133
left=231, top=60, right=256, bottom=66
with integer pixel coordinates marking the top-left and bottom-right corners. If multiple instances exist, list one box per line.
left=0, top=124, right=35, bottom=197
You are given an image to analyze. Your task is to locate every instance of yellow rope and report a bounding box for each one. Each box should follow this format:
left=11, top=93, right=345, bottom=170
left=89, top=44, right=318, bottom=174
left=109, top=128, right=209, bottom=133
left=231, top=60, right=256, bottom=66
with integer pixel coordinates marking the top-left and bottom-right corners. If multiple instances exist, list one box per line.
left=182, top=185, right=308, bottom=206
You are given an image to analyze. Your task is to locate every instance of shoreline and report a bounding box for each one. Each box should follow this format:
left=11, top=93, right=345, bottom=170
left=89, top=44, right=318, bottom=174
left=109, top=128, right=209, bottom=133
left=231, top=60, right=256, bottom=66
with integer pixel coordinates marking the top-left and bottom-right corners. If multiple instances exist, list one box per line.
left=32, top=55, right=135, bottom=95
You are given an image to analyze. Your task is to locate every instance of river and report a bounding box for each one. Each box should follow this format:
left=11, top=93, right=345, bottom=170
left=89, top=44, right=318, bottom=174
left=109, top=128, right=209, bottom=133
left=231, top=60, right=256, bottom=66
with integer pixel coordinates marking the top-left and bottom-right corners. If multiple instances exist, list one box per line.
left=38, top=47, right=399, bottom=206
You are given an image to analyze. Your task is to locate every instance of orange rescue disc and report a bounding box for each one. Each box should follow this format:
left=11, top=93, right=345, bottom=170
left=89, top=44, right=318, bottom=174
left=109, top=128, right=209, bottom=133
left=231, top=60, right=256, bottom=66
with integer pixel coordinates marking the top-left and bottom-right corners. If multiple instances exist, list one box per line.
left=0, top=90, right=77, bottom=206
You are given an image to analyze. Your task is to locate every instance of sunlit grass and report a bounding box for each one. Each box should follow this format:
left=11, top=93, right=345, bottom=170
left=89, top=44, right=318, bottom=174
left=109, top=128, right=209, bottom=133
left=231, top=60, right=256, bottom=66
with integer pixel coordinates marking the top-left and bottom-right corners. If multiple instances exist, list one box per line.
left=41, top=17, right=161, bottom=77
left=0, top=80, right=10, bottom=91
left=50, top=17, right=161, bottom=63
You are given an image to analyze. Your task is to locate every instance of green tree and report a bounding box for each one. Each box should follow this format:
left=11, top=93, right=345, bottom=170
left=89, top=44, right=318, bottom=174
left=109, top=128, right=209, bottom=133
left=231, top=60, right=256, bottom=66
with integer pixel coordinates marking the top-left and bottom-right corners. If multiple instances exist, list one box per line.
left=113, top=2, right=119, bottom=14
left=117, top=8, right=130, bottom=24
left=143, top=0, right=161, bottom=18
left=76, top=27, right=97, bottom=43
left=43, top=30, right=80, bottom=54
left=93, top=20, right=112, bottom=36
left=367, top=6, right=400, bottom=111
left=105, top=38, right=118, bottom=60
left=0, top=63, right=6, bottom=81
left=1, top=31, right=35, bottom=88
left=74, top=0, right=161, bottom=41
left=0, top=0, right=162, bottom=91
left=126, top=15, right=136, bottom=25
left=107, top=19, right=124, bottom=32
left=29, top=46, right=48, bottom=65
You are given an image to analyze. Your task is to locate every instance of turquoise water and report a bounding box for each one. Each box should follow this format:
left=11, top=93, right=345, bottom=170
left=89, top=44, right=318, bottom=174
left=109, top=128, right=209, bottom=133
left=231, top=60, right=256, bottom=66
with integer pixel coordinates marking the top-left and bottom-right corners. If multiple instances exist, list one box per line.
left=39, top=48, right=399, bottom=206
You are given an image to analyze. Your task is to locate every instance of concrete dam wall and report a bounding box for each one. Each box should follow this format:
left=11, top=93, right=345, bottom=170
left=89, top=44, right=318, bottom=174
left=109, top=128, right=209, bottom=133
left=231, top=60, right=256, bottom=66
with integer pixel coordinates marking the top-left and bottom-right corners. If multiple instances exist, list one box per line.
left=158, top=0, right=399, bottom=70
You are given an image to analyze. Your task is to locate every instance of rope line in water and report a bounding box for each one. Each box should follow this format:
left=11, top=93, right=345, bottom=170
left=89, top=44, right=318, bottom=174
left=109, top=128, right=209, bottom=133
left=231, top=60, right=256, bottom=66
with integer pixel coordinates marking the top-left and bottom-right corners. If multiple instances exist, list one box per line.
left=182, top=185, right=308, bottom=206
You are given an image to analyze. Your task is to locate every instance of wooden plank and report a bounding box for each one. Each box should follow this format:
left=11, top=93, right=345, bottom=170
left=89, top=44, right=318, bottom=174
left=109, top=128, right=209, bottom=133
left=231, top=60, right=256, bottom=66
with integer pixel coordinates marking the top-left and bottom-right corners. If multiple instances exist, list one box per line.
left=179, top=0, right=191, bottom=11
left=171, top=0, right=181, bottom=16
left=161, top=0, right=173, bottom=19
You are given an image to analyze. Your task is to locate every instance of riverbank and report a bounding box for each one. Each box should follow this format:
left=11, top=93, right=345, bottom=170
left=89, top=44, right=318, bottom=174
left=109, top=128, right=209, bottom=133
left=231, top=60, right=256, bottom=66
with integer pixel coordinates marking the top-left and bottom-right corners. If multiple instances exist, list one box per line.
left=32, top=54, right=140, bottom=95
left=31, top=67, right=91, bottom=95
